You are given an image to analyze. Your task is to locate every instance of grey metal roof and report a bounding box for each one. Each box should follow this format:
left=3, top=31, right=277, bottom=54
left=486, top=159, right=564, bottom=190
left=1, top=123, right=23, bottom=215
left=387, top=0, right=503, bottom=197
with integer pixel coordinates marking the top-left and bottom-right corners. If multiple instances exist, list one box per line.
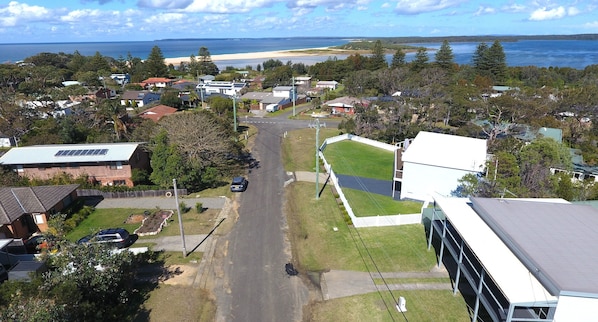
left=0, top=184, right=79, bottom=224
left=470, top=197, right=598, bottom=296
left=0, top=143, right=142, bottom=165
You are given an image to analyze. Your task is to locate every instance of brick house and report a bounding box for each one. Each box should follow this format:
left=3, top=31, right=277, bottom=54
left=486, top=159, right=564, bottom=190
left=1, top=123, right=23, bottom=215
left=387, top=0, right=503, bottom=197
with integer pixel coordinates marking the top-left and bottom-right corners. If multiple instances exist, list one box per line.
left=0, top=184, right=79, bottom=239
left=0, top=143, right=150, bottom=187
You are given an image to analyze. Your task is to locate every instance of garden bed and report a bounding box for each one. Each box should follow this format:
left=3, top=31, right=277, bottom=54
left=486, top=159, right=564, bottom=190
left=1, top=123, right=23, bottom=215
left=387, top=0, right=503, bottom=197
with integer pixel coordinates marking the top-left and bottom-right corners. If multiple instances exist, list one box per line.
left=134, top=210, right=174, bottom=236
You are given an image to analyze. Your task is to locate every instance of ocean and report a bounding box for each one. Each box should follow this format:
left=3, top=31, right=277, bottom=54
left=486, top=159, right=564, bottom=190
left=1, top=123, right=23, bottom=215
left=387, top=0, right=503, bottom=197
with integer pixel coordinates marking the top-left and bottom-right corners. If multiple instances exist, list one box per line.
left=0, top=37, right=596, bottom=70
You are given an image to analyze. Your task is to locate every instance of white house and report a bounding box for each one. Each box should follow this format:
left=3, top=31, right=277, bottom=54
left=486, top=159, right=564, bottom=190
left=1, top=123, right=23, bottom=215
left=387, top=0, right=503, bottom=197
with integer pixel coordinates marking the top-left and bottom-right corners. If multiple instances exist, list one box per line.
left=316, top=80, right=339, bottom=90
left=395, top=131, right=487, bottom=201
left=196, top=81, right=245, bottom=97
left=429, top=195, right=598, bottom=321
left=272, top=86, right=296, bottom=100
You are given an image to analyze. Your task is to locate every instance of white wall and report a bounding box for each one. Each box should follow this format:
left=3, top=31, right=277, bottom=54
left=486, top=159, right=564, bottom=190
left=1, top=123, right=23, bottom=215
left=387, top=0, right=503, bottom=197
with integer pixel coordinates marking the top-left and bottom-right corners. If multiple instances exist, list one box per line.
left=400, top=162, right=472, bottom=201
left=320, top=135, right=421, bottom=228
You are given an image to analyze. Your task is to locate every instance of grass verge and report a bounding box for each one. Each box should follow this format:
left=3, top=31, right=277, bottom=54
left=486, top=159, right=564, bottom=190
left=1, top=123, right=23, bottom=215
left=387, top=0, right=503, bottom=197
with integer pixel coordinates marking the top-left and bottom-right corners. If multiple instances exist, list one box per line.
left=287, top=182, right=435, bottom=272
left=282, top=127, right=341, bottom=172
left=306, top=290, right=470, bottom=322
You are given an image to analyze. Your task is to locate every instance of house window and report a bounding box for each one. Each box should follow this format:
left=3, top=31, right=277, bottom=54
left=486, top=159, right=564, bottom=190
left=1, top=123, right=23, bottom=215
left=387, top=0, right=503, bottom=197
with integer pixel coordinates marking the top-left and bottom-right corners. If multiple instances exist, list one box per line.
left=109, top=162, right=123, bottom=170
left=70, top=164, right=79, bottom=169
left=33, top=213, right=45, bottom=224
left=113, top=180, right=126, bottom=186
left=16, top=165, right=24, bottom=173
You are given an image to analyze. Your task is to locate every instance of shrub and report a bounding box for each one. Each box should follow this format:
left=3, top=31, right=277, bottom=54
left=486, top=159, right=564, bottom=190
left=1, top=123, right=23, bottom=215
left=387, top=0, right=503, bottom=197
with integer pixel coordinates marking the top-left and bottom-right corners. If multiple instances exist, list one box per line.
left=179, top=201, right=189, bottom=213
left=195, top=202, right=204, bottom=213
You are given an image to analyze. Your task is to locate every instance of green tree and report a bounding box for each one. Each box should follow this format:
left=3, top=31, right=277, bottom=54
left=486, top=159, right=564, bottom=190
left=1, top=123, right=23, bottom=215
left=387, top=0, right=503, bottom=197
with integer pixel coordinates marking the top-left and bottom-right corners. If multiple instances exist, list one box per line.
left=472, top=42, right=490, bottom=72
left=487, top=40, right=507, bottom=82
left=41, top=243, right=137, bottom=320
left=198, top=47, right=219, bottom=75
left=391, top=49, right=406, bottom=69
left=144, top=46, right=168, bottom=77
left=435, top=40, right=454, bottom=70
left=519, top=138, right=571, bottom=197
left=159, top=89, right=182, bottom=109
left=368, top=40, right=387, bottom=70
left=410, top=48, right=429, bottom=72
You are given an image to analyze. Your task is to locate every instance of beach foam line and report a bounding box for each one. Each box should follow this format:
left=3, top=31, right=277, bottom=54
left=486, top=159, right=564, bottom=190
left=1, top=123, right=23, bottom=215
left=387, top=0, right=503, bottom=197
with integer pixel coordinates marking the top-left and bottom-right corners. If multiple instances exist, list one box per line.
left=164, top=47, right=334, bottom=65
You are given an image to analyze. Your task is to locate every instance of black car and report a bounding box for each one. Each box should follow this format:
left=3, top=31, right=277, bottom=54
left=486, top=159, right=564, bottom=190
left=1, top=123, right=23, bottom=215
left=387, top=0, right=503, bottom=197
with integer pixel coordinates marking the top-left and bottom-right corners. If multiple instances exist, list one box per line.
left=24, top=234, right=58, bottom=254
left=77, top=228, right=132, bottom=249
left=230, top=176, right=248, bottom=192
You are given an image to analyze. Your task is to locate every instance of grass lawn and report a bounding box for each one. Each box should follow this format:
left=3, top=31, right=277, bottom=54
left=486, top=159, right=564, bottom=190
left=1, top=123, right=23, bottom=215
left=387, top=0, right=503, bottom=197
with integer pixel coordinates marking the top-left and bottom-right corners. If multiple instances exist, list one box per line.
left=66, top=207, right=221, bottom=243
left=323, top=140, right=394, bottom=180
left=282, top=127, right=341, bottom=172
left=287, top=182, right=436, bottom=272
left=307, top=290, right=470, bottom=322
left=342, top=188, right=422, bottom=217
left=287, top=182, right=470, bottom=321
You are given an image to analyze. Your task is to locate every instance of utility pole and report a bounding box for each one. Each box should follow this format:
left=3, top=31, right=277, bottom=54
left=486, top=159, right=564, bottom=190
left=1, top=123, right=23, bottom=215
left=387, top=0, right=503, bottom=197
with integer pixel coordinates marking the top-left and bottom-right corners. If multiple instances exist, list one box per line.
left=173, top=179, right=187, bottom=257
left=315, top=118, right=320, bottom=200
left=292, top=76, right=296, bottom=117
left=232, top=83, right=237, bottom=132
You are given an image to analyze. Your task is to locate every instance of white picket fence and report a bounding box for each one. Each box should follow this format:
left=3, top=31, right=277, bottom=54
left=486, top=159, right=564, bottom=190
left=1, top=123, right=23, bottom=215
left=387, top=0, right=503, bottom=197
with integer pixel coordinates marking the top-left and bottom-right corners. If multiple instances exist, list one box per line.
left=320, top=134, right=423, bottom=228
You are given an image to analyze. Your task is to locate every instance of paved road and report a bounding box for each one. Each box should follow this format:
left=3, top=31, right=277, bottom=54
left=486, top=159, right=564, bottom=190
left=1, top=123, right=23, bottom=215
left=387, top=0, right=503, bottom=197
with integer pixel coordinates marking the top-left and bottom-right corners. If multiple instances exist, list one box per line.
left=219, top=113, right=311, bottom=322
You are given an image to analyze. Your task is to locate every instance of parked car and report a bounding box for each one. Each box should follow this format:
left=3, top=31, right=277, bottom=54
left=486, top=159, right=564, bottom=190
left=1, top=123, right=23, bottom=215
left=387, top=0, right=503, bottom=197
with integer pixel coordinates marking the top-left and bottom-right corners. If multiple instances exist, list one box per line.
left=77, top=228, right=132, bottom=249
left=24, top=234, right=59, bottom=254
left=230, top=176, right=248, bottom=192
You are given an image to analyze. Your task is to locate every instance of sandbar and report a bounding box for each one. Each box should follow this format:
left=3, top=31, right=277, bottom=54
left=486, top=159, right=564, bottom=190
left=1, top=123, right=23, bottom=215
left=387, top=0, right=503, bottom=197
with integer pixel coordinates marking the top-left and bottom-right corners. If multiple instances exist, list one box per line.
left=163, top=47, right=344, bottom=65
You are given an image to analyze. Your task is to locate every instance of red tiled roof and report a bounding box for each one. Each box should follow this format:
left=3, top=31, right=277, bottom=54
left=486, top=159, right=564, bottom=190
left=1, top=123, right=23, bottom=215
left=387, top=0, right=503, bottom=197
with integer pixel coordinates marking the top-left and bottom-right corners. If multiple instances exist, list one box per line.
left=138, top=104, right=178, bottom=122
left=141, top=77, right=173, bottom=84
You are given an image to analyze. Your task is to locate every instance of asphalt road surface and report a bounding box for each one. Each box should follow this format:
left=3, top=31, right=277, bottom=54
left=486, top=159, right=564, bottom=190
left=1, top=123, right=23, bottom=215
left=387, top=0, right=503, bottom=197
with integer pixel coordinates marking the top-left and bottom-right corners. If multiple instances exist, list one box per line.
left=219, top=111, right=314, bottom=321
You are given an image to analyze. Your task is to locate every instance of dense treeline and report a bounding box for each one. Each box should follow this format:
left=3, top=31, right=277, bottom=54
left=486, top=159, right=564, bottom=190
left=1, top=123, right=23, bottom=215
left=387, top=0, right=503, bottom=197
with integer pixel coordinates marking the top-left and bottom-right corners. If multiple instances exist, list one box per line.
left=1, top=39, right=598, bottom=199
left=308, top=40, right=598, bottom=200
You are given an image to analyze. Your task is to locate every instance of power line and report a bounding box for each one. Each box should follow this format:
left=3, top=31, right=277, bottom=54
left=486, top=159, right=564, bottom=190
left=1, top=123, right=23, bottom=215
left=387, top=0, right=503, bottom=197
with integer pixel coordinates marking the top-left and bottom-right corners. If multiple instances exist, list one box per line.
left=345, top=223, right=398, bottom=322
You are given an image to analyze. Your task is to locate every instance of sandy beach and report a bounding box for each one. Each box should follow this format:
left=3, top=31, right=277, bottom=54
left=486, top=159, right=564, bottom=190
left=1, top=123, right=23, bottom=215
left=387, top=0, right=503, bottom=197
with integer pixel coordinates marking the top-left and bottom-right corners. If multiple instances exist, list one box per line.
left=163, top=47, right=338, bottom=65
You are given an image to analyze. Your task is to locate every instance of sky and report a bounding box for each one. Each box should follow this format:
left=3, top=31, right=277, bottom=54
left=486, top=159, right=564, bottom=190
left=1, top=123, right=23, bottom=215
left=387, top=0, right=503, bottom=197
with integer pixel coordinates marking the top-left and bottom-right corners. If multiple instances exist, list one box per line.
left=1, top=0, right=597, bottom=43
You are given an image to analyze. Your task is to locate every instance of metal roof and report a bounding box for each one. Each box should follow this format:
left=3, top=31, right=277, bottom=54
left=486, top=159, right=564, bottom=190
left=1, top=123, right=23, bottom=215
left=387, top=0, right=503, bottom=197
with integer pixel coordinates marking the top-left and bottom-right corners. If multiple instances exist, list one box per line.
left=435, top=195, right=557, bottom=304
left=0, top=143, right=142, bottom=165
left=470, top=197, right=598, bottom=296
left=402, top=131, right=487, bottom=172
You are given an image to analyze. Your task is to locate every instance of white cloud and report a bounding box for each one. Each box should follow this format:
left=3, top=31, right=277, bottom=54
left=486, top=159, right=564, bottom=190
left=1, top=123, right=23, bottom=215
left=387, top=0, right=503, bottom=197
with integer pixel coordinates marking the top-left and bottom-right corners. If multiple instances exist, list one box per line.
left=474, top=6, right=495, bottom=16
left=137, top=0, right=194, bottom=9
left=61, top=9, right=102, bottom=22
left=144, top=13, right=186, bottom=24
left=567, top=6, right=580, bottom=16
left=529, top=6, right=566, bottom=20
left=185, top=0, right=276, bottom=13
left=393, top=0, right=465, bottom=15
left=0, top=1, right=50, bottom=26
left=502, top=3, right=526, bottom=13
left=381, top=2, right=391, bottom=9
left=584, top=21, right=598, bottom=28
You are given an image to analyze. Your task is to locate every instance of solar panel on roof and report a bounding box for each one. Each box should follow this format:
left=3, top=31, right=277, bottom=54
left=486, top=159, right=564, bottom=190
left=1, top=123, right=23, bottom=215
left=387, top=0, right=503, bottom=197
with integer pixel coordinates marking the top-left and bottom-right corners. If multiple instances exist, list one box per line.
left=53, top=148, right=112, bottom=157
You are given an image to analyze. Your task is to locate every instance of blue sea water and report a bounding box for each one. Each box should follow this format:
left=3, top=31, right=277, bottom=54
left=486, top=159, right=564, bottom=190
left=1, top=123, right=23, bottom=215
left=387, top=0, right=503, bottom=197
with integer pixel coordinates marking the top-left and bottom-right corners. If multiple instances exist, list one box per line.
left=0, top=37, right=596, bottom=69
